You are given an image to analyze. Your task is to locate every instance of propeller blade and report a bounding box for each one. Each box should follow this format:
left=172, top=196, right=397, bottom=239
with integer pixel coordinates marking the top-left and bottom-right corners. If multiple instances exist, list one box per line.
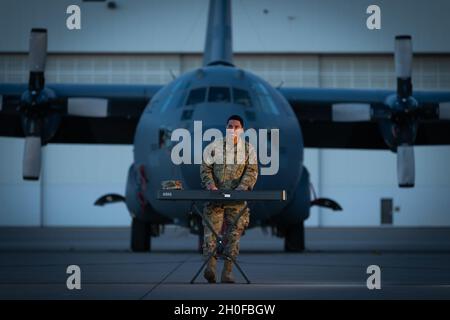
left=395, top=35, right=413, bottom=98
left=397, top=144, right=415, bottom=188
left=332, top=103, right=371, bottom=122
left=29, top=28, right=47, bottom=73
left=23, top=136, right=42, bottom=180
left=67, top=98, right=109, bottom=117
left=310, top=198, right=343, bottom=211
left=395, top=35, right=412, bottom=79
left=439, top=102, right=450, bottom=120
left=94, top=193, right=126, bottom=206
left=28, top=28, right=47, bottom=92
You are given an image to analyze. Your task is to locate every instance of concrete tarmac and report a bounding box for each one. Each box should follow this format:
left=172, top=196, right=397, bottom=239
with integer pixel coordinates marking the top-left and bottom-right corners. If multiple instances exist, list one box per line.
left=0, top=227, right=449, bottom=299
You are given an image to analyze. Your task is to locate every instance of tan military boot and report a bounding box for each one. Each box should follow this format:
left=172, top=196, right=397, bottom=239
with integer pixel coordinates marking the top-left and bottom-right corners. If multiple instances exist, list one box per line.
left=221, top=260, right=235, bottom=283
left=203, top=257, right=217, bottom=283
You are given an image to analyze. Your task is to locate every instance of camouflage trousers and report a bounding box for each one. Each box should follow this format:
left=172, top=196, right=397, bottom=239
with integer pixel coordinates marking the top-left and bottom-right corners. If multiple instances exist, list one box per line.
left=202, top=201, right=250, bottom=260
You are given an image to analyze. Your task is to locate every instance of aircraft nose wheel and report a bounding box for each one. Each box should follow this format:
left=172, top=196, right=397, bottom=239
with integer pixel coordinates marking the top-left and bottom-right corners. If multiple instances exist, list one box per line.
left=131, top=218, right=151, bottom=252
left=284, top=222, right=305, bottom=252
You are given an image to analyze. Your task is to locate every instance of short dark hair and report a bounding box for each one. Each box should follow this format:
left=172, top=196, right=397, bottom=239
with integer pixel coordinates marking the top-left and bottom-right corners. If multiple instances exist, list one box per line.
left=227, top=115, right=244, bottom=128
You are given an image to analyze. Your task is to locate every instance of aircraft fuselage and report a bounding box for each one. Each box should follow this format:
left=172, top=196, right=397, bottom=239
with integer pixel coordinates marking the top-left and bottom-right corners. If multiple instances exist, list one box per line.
left=129, top=65, right=307, bottom=229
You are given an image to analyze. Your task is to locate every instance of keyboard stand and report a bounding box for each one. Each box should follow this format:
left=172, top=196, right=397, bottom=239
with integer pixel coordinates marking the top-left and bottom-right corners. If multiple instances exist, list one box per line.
left=156, top=189, right=287, bottom=284
left=189, top=202, right=251, bottom=284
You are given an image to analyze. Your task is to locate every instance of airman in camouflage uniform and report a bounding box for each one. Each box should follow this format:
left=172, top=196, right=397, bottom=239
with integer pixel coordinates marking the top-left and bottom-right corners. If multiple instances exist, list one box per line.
left=200, top=115, right=258, bottom=283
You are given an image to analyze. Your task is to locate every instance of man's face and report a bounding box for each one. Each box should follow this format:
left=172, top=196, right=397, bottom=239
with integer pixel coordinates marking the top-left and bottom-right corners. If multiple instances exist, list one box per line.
left=226, top=119, right=243, bottom=144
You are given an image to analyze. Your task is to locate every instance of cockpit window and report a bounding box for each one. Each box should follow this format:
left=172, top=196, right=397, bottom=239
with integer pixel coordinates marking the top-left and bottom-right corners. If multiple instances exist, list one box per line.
left=233, top=88, right=252, bottom=107
left=186, top=88, right=207, bottom=105
left=208, top=87, right=231, bottom=103
left=159, top=79, right=184, bottom=113
left=185, top=87, right=253, bottom=107
left=254, top=83, right=279, bottom=115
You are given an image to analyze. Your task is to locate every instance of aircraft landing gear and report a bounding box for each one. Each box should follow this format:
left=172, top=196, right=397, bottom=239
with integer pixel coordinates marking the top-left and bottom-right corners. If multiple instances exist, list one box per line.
left=131, top=218, right=151, bottom=252
left=284, top=222, right=305, bottom=252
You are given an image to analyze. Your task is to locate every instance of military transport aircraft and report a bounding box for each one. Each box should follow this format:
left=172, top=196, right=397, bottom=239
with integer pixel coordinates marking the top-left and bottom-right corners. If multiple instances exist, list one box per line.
left=1, top=0, right=450, bottom=252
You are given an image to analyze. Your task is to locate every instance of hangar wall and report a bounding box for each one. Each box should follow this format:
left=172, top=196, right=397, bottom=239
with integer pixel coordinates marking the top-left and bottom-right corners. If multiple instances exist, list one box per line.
left=1, top=53, right=450, bottom=227
left=1, top=0, right=450, bottom=53
left=2, top=54, right=450, bottom=89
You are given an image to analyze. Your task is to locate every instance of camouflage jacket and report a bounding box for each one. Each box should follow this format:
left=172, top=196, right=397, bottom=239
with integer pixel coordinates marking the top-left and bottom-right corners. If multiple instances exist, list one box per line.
left=200, top=138, right=258, bottom=191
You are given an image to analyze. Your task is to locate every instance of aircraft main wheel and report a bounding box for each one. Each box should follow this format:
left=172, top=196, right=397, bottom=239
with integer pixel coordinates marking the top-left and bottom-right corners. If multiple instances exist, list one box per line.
left=284, top=222, right=305, bottom=252
left=131, top=218, right=151, bottom=252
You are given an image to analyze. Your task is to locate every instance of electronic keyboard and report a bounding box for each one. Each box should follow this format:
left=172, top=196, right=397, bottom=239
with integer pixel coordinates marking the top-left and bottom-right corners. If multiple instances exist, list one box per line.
left=157, top=190, right=287, bottom=201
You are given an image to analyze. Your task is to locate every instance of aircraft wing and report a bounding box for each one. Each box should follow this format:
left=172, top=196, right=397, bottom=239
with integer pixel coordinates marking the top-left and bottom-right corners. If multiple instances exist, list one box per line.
left=0, top=83, right=163, bottom=144
left=278, top=87, right=450, bottom=149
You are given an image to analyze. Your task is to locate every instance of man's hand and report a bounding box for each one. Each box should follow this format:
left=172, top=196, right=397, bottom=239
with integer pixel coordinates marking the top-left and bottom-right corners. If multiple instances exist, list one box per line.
left=207, top=183, right=218, bottom=191
left=235, top=185, right=248, bottom=191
